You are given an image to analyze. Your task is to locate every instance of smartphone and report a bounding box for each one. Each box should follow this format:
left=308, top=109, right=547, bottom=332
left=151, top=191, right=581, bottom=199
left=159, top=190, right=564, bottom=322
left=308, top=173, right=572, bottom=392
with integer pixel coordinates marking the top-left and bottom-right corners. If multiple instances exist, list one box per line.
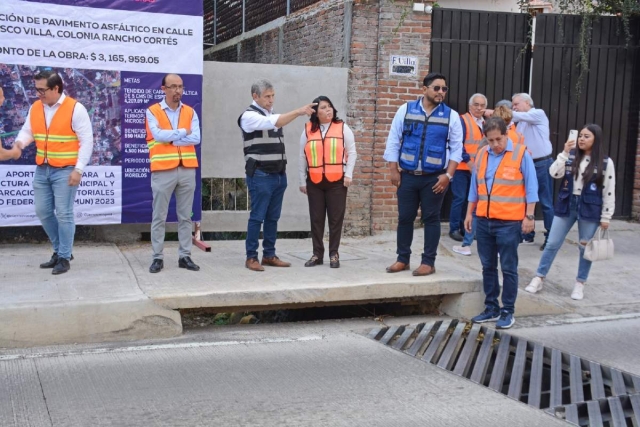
left=569, top=129, right=578, bottom=142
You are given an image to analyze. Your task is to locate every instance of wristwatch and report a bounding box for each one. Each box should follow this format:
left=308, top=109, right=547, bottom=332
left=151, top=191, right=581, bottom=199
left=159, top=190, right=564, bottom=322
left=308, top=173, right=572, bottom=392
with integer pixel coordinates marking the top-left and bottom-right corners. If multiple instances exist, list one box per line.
left=525, top=214, right=535, bottom=220
left=445, top=172, right=453, bottom=181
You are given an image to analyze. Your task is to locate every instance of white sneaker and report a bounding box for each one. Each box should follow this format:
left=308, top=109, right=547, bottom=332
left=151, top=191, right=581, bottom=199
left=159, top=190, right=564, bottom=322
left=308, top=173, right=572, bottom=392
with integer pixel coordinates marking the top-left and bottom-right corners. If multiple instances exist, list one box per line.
left=525, top=277, right=543, bottom=293
left=452, top=245, right=471, bottom=256
left=571, top=282, right=585, bottom=300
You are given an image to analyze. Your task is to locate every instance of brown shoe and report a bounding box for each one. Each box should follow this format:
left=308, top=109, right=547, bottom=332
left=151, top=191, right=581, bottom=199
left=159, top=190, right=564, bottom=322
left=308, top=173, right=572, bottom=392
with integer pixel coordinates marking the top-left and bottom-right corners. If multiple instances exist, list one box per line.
left=386, top=261, right=410, bottom=273
left=261, top=256, right=291, bottom=267
left=412, top=264, right=436, bottom=276
left=245, top=258, right=265, bottom=272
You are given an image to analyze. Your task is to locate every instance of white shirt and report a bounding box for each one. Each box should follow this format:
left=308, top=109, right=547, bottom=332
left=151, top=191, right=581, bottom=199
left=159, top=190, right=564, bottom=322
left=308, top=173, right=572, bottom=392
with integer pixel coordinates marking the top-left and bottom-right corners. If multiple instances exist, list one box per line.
left=549, top=151, right=616, bottom=222
left=240, top=101, right=281, bottom=133
left=383, top=100, right=463, bottom=168
left=298, top=122, right=357, bottom=186
left=512, top=108, right=552, bottom=159
left=16, top=93, right=94, bottom=171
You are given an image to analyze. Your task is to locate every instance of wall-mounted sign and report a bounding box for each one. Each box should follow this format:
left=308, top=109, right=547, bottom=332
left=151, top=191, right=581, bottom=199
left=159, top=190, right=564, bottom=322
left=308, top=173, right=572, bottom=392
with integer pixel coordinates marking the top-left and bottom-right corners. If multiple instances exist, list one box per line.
left=389, top=55, right=418, bottom=76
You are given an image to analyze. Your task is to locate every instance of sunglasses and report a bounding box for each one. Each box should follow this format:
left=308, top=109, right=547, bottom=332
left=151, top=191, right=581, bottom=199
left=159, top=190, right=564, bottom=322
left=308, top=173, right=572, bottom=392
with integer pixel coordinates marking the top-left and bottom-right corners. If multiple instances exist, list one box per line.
left=427, top=85, right=449, bottom=93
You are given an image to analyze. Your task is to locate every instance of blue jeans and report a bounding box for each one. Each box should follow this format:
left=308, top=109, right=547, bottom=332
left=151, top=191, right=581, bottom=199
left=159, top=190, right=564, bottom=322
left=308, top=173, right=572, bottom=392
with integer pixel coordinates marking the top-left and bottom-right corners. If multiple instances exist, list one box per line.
left=476, top=217, right=521, bottom=314
left=536, top=195, right=599, bottom=282
left=523, top=157, right=554, bottom=240
left=396, top=171, right=447, bottom=266
left=245, top=170, right=287, bottom=260
left=449, top=170, right=471, bottom=235
left=33, top=165, right=79, bottom=260
left=462, top=212, right=476, bottom=247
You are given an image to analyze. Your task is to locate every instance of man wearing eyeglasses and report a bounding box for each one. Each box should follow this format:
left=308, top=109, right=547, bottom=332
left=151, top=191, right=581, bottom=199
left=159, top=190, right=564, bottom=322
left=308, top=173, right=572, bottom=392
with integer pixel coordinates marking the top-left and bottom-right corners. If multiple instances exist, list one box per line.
left=449, top=93, right=487, bottom=250
left=145, top=73, right=201, bottom=274
left=6, top=70, right=94, bottom=274
left=384, top=72, right=463, bottom=276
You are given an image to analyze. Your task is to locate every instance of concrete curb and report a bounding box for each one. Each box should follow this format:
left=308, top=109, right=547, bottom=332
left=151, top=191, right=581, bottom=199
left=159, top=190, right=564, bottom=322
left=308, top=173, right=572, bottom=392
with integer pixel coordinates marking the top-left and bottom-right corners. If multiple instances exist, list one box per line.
left=0, top=297, right=181, bottom=348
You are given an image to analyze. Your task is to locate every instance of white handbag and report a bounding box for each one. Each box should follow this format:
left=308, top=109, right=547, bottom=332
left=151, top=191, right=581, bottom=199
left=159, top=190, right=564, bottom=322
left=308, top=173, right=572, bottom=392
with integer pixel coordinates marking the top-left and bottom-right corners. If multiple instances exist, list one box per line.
left=583, top=227, right=614, bottom=262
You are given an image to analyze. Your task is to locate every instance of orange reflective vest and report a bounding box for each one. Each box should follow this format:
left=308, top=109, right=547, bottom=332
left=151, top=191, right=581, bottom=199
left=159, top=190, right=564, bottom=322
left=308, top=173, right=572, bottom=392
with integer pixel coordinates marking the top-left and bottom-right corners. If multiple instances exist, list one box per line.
left=145, top=103, right=198, bottom=172
left=458, top=113, right=483, bottom=172
left=304, top=121, right=345, bottom=184
left=507, top=125, right=525, bottom=146
left=476, top=143, right=527, bottom=221
left=31, top=97, right=79, bottom=167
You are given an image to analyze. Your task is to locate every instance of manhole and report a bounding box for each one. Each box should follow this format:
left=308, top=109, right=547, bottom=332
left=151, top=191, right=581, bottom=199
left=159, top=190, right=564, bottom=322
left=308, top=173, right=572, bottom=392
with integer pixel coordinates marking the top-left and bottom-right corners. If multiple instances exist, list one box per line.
left=369, top=320, right=640, bottom=426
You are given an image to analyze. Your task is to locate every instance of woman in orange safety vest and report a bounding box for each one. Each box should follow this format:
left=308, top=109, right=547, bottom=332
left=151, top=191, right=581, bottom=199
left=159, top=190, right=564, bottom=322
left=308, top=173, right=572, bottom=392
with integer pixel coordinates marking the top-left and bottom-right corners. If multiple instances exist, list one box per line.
left=298, top=96, right=357, bottom=268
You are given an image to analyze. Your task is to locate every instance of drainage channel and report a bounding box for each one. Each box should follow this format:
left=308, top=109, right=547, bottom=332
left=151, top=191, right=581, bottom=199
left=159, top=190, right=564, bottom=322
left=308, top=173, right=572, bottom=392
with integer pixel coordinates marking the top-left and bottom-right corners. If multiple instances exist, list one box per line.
left=368, top=320, right=640, bottom=426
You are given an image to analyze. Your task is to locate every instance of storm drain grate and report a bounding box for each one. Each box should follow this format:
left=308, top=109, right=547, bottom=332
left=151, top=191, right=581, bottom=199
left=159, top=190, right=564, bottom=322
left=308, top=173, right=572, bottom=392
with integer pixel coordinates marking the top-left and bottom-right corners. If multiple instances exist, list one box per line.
left=368, top=320, right=640, bottom=426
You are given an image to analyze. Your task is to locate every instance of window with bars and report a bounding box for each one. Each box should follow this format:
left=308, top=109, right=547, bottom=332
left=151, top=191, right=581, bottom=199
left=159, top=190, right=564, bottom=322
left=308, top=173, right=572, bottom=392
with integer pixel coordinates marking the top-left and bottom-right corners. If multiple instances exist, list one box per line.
left=201, top=178, right=250, bottom=211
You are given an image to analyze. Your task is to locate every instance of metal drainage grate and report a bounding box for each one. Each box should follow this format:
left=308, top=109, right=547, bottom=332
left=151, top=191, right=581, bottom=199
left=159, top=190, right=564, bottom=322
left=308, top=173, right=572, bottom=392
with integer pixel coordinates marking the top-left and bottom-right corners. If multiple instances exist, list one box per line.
left=368, top=320, right=640, bottom=426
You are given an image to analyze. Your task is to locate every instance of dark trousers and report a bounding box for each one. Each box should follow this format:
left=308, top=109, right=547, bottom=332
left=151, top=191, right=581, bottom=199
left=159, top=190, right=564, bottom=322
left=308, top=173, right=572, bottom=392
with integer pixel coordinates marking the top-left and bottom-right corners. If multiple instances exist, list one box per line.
left=449, top=169, right=471, bottom=235
left=476, top=218, right=521, bottom=314
left=396, top=171, right=448, bottom=266
left=307, top=178, right=348, bottom=259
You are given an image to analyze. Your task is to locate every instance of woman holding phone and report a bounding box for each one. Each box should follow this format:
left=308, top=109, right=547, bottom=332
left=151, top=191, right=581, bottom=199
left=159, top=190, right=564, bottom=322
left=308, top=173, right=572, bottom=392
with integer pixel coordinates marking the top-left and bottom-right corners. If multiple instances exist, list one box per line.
left=525, top=124, right=616, bottom=300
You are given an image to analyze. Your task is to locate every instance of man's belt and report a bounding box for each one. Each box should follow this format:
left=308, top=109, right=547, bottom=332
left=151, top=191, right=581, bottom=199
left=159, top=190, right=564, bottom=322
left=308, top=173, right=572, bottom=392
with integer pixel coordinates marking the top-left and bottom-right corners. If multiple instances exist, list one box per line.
left=533, top=154, right=553, bottom=163
left=402, top=170, right=441, bottom=176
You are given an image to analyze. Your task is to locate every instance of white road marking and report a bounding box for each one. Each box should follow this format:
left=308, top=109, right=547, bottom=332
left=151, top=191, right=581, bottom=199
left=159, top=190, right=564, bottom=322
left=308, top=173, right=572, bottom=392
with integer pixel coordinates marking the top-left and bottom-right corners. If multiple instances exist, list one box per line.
left=0, top=335, right=325, bottom=361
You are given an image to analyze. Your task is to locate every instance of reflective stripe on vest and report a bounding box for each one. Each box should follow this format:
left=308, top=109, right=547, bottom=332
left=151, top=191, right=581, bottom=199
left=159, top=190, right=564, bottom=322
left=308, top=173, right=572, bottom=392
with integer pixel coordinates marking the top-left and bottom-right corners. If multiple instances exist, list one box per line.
left=399, top=100, right=451, bottom=172
left=145, top=103, right=198, bottom=172
left=238, top=106, right=286, bottom=174
left=457, top=112, right=483, bottom=172
left=31, top=97, right=80, bottom=167
left=476, top=144, right=527, bottom=221
left=304, top=122, right=345, bottom=184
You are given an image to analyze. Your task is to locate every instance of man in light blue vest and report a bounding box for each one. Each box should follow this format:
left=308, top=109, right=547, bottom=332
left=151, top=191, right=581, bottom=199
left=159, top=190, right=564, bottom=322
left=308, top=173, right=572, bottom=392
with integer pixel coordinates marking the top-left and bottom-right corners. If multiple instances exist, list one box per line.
left=383, top=72, right=463, bottom=276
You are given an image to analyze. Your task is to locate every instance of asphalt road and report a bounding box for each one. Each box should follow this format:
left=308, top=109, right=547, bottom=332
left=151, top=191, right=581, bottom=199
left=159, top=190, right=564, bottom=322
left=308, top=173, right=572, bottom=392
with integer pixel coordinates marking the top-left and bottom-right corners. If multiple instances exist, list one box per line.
left=1, top=314, right=638, bottom=427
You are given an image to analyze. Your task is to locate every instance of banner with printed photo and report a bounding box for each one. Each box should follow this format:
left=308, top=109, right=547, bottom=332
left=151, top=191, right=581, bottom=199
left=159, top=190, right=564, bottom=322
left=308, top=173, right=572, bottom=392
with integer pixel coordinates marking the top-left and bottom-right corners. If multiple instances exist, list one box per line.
left=0, top=0, right=203, bottom=226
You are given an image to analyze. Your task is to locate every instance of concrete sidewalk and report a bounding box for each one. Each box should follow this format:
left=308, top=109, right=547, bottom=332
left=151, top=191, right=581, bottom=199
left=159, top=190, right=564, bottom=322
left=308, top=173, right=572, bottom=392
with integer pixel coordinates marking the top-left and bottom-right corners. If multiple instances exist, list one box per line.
left=1, top=220, right=638, bottom=348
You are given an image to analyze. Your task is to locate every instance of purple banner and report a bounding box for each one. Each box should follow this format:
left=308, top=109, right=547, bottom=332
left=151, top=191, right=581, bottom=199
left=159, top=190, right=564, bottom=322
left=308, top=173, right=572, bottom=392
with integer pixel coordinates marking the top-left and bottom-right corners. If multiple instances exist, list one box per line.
left=120, top=72, right=202, bottom=223
left=20, top=0, right=203, bottom=17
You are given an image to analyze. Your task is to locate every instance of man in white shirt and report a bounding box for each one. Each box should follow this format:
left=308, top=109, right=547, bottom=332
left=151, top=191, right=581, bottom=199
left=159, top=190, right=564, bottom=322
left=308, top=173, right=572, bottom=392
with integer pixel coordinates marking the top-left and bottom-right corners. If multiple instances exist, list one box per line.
left=511, top=93, right=554, bottom=249
left=7, top=70, right=93, bottom=274
left=238, top=79, right=316, bottom=271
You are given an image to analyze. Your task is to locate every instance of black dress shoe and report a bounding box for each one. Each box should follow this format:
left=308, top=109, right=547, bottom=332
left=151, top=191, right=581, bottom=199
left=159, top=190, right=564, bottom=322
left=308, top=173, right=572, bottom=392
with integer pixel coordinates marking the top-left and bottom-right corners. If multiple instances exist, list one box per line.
left=179, top=256, right=200, bottom=271
left=304, top=255, right=323, bottom=267
left=449, top=230, right=464, bottom=242
left=330, top=254, right=340, bottom=269
left=41, top=253, right=74, bottom=268
left=52, top=258, right=70, bottom=275
left=149, top=259, right=164, bottom=273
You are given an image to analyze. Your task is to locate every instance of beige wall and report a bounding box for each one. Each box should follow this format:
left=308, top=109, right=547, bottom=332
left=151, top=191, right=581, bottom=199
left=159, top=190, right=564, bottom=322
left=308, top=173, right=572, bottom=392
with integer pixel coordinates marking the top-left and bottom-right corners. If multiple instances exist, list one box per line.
left=201, top=61, right=349, bottom=231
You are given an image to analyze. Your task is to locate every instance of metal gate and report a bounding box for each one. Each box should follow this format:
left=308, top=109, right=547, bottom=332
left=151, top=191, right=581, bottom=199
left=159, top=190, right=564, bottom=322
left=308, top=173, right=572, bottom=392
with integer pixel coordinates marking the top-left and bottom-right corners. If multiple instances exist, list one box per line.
left=431, top=9, right=640, bottom=219
left=531, top=14, right=640, bottom=218
left=431, top=9, right=531, bottom=220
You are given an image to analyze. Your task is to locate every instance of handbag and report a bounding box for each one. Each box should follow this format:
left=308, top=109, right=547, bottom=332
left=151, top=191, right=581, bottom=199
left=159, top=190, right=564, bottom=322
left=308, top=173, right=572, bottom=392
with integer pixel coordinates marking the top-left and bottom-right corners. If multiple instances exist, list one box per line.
left=583, top=227, right=614, bottom=262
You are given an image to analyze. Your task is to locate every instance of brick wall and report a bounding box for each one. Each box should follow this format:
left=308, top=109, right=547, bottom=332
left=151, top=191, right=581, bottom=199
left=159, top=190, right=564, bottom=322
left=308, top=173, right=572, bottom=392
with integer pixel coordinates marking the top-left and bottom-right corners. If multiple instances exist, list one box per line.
left=367, top=1, right=433, bottom=233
